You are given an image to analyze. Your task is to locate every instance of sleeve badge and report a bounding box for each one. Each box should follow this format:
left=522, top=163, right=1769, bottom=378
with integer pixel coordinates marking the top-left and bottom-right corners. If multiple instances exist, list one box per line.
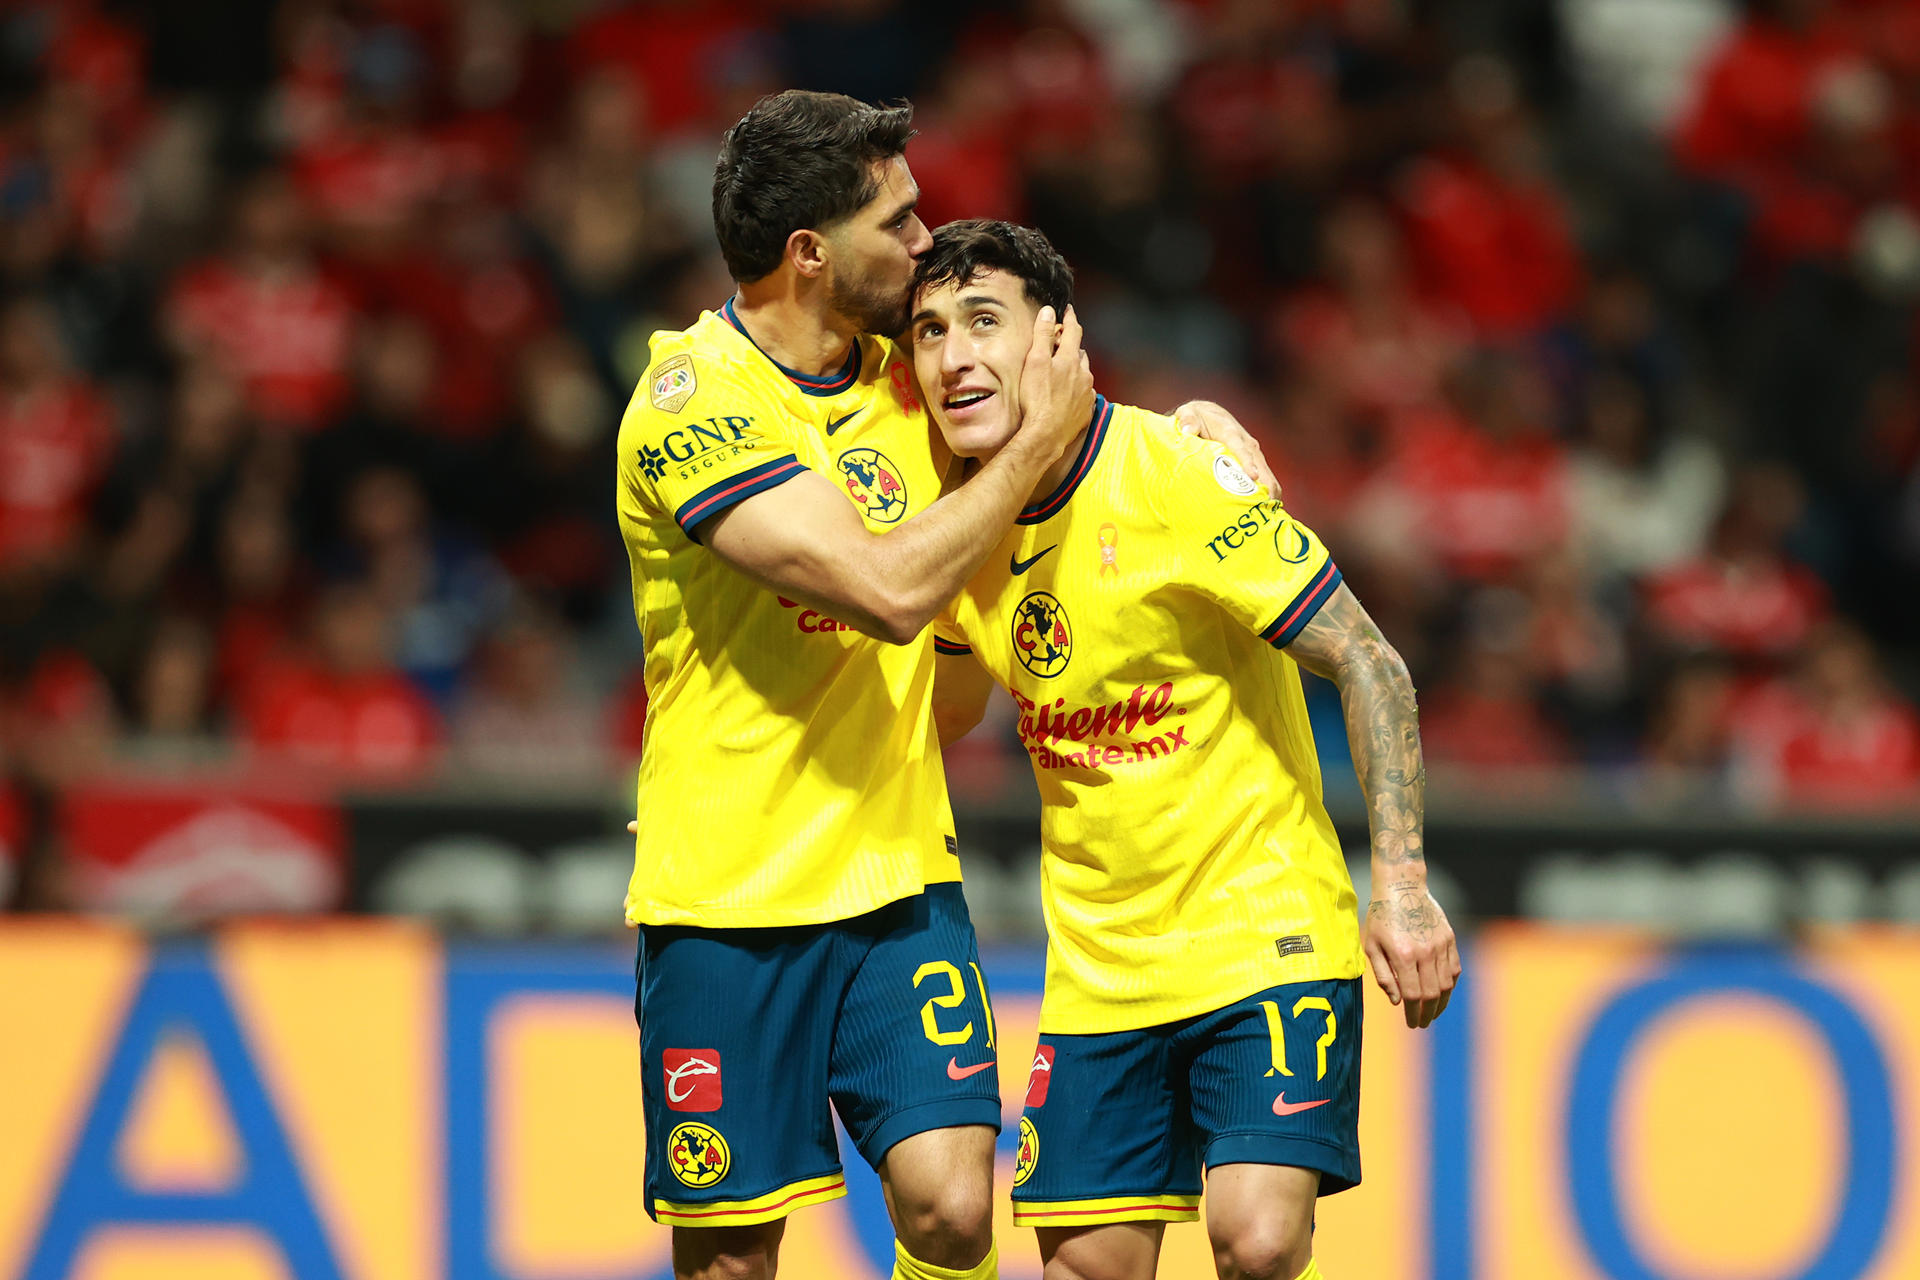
left=650, top=354, right=697, bottom=413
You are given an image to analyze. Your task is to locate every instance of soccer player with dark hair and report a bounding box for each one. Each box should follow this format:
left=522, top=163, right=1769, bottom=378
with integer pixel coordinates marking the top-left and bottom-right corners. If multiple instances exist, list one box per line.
left=615, top=92, right=1270, bottom=1280
left=912, top=220, right=1461, bottom=1280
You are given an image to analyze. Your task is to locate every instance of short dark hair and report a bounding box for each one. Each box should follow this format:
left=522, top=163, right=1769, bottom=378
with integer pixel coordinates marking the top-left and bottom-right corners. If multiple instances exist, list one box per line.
left=712, top=90, right=916, bottom=283
left=914, top=219, right=1074, bottom=315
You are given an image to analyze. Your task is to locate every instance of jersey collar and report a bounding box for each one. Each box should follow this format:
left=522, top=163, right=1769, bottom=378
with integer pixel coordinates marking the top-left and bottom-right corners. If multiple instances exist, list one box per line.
left=1019, top=395, right=1112, bottom=524
left=719, top=297, right=862, bottom=397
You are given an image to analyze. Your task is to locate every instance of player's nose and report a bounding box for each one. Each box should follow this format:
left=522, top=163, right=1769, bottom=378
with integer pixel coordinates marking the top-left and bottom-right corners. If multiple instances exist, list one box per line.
left=907, top=215, right=932, bottom=258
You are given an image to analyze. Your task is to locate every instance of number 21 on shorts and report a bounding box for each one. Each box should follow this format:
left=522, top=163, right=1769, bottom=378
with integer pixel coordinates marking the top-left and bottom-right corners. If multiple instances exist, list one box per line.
left=913, top=960, right=996, bottom=1049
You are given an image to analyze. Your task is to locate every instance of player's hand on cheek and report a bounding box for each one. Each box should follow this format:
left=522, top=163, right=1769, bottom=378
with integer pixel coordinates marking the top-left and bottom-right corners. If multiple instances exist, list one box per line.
left=1363, top=885, right=1461, bottom=1030
left=1016, top=305, right=1096, bottom=459
left=1175, top=400, right=1280, bottom=498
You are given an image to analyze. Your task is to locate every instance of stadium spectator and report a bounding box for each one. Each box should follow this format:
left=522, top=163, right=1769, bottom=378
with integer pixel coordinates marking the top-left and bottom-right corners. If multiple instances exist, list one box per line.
left=0, top=296, right=115, bottom=578
left=1775, top=621, right=1920, bottom=809
left=1421, top=591, right=1575, bottom=774
left=1643, top=463, right=1832, bottom=661
left=129, top=614, right=218, bottom=744
left=164, top=170, right=358, bottom=430
left=240, top=581, right=439, bottom=779
left=1566, top=370, right=1726, bottom=588
left=330, top=466, right=509, bottom=703
left=449, top=603, right=606, bottom=780
left=1397, top=56, right=1583, bottom=338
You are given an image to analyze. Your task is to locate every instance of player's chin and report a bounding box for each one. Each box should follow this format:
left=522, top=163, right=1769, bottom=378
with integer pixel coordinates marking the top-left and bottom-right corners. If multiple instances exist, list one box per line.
left=952, top=420, right=1015, bottom=458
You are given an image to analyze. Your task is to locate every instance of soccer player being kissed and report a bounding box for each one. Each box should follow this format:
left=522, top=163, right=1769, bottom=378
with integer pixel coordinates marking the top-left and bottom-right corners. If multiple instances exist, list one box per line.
left=615, top=93, right=1270, bottom=1280
left=914, top=221, right=1461, bottom=1280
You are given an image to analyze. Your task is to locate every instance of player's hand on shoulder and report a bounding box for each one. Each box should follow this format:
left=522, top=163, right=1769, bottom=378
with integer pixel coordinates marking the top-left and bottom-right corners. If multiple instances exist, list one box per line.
left=1014, top=305, right=1095, bottom=461
left=1362, top=882, right=1461, bottom=1030
left=1174, top=399, right=1280, bottom=498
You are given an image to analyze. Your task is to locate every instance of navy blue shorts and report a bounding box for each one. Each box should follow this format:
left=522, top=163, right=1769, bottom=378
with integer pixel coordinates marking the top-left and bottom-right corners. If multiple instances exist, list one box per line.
left=1010, top=977, right=1362, bottom=1229
left=636, top=883, right=1002, bottom=1226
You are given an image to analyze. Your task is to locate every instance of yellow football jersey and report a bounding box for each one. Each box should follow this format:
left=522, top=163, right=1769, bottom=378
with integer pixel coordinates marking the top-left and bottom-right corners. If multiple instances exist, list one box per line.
left=616, top=300, right=960, bottom=928
left=936, top=397, right=1364, bottom=1034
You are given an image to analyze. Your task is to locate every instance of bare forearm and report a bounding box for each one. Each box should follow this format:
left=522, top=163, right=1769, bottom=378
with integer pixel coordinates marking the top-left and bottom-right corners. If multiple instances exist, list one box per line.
left=1284, top=586, right=1426, bottom=883
left=851, top=432, right=1057, bottom=640
left=1334, top=640, right=1427, bottom=887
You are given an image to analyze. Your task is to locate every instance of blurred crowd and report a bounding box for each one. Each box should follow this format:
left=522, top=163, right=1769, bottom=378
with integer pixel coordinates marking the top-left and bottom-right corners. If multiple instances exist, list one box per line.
left=2, top=0, right=1919, bottom=881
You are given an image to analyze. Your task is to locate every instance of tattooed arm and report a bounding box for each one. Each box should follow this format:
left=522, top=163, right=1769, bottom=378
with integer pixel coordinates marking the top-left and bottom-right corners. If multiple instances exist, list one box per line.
left=1285, top=582, right=1460, bottom=1029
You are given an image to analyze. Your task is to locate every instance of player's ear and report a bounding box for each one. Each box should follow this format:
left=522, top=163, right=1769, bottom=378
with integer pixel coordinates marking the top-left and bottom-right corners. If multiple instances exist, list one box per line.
left=788, top=228, right=828, bottom=279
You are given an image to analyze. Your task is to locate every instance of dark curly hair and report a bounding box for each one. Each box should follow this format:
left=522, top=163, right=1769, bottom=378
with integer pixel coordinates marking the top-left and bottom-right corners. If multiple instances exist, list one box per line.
left=913, top=219, right=1075, bottom=315
left=712, top=90, right=916, bottom=284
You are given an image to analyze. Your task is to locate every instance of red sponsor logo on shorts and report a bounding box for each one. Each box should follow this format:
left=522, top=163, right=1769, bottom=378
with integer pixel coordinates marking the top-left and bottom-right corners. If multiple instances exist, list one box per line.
left=663, top=1049, right=723, bottom=1111
left=1025, top=1045, right=1056, bottom=1108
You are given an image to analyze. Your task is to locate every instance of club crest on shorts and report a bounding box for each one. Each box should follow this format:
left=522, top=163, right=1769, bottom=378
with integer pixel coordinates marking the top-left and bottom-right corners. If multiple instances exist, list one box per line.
left=1013, top=592, right=1072, bottom=678
left=1013, top=1116, right=1039, bottom=1186
left=839, top=448, right=908, bottom=523
left=650, top=354, right=696, bottom=413
left=667, top=1121, right=730, bottom=1187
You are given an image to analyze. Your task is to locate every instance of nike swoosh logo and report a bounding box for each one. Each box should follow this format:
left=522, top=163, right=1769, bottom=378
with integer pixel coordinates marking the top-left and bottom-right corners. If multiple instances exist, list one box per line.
left=1010, top=545, right=1058, bottom=575
left=947, top=1058, right=995, bottom=1080
left=825, top=409, right=863, bottom=435
left=1272, top=1093, right=1331, bottom=1117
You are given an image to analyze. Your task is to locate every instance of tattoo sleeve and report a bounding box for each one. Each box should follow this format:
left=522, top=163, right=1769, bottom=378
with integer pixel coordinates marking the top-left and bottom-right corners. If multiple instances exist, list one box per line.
left=1283, top=582, right=1426, bottom=882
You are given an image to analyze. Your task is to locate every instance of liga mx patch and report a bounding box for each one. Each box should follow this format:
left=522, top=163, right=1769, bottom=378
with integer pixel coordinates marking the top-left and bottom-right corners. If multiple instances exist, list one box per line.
left=1275, top=935, right=1315, bottom=958
left=651, top=354, right=697, bottom=413
left=1214, top=453, right=1259, bottom=497
left=663, top=1048, right=722, bottom=1111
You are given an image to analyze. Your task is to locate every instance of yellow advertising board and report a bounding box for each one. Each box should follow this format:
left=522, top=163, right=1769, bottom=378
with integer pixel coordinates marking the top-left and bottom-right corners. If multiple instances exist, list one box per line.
left=0, top=920, right=1913, bottom=1279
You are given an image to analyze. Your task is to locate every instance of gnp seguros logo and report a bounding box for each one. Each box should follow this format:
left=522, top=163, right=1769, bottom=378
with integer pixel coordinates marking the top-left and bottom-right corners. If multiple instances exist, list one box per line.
left=638, top=415, right=758, bottom=483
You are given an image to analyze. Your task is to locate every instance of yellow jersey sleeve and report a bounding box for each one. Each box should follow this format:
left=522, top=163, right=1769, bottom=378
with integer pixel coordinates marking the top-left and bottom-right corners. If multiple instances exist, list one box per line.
left=932, top=601, right=973, bottom=657
left=622, top=345, right=809, bottom=541
left=1144, top=430, right=1343, bottom=650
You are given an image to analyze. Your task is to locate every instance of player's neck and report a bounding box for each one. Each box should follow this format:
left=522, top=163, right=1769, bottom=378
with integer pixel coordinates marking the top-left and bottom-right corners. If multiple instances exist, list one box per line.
left=727, top=285, right=858, bottom=379
left=1029, top=425, right=1091, bottom=505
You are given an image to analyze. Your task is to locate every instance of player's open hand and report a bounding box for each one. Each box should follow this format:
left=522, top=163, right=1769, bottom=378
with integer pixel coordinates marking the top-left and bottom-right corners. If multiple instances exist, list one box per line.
left=1363, top=882, right=1460, bottom=1029
left=1015, top=305, right=1095, bottom=461
left=1174, top=400, right=1280, bottom=497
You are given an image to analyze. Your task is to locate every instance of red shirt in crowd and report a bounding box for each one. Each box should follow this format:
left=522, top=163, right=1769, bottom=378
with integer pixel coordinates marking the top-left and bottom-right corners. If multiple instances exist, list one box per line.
left=0, top=781, right=19, bottom=897
left=1421, top=687, right=1571, bottom=771
left=1644, top=556, right=1831, bottom=660
left=1397, top=153, right=1582, bottom=337
left=1371, top=408, right=1569, bottom=582
left=242, top=660, right=440, bottom=777
left=0, top=379, right=115, bottom=570
left=1778, top=698, right=1920, bottom=808
left=565, top=2, right=751, bottom=138
left=167, top=259, right=357, bottom=430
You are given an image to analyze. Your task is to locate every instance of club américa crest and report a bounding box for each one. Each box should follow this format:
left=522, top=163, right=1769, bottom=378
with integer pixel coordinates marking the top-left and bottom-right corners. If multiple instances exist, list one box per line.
left=1013, top=1116, right=1039, bottom=1186
left=838, top=448, right=907, bottom=523
left=1013, top=592, right=1072, bottom=678
left=667, top=1121, right=730, bottom=1187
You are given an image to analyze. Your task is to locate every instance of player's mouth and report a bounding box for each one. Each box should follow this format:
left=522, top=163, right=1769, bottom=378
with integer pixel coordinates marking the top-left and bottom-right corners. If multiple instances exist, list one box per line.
left=943, top=388, right=995, bottom=422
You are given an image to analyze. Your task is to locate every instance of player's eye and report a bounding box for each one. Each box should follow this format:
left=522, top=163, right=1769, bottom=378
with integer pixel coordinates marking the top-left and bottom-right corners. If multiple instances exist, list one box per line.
left=973, top=314, right=997, bottom=331
left=915, top=324, right=942, bottom=342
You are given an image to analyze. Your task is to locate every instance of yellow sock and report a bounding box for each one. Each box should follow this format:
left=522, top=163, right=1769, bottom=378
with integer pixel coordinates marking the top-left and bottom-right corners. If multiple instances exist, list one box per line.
left=892, top=1238, right=998, bottom=1280
left=1291, top=1259, right=1323, bottom=1280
